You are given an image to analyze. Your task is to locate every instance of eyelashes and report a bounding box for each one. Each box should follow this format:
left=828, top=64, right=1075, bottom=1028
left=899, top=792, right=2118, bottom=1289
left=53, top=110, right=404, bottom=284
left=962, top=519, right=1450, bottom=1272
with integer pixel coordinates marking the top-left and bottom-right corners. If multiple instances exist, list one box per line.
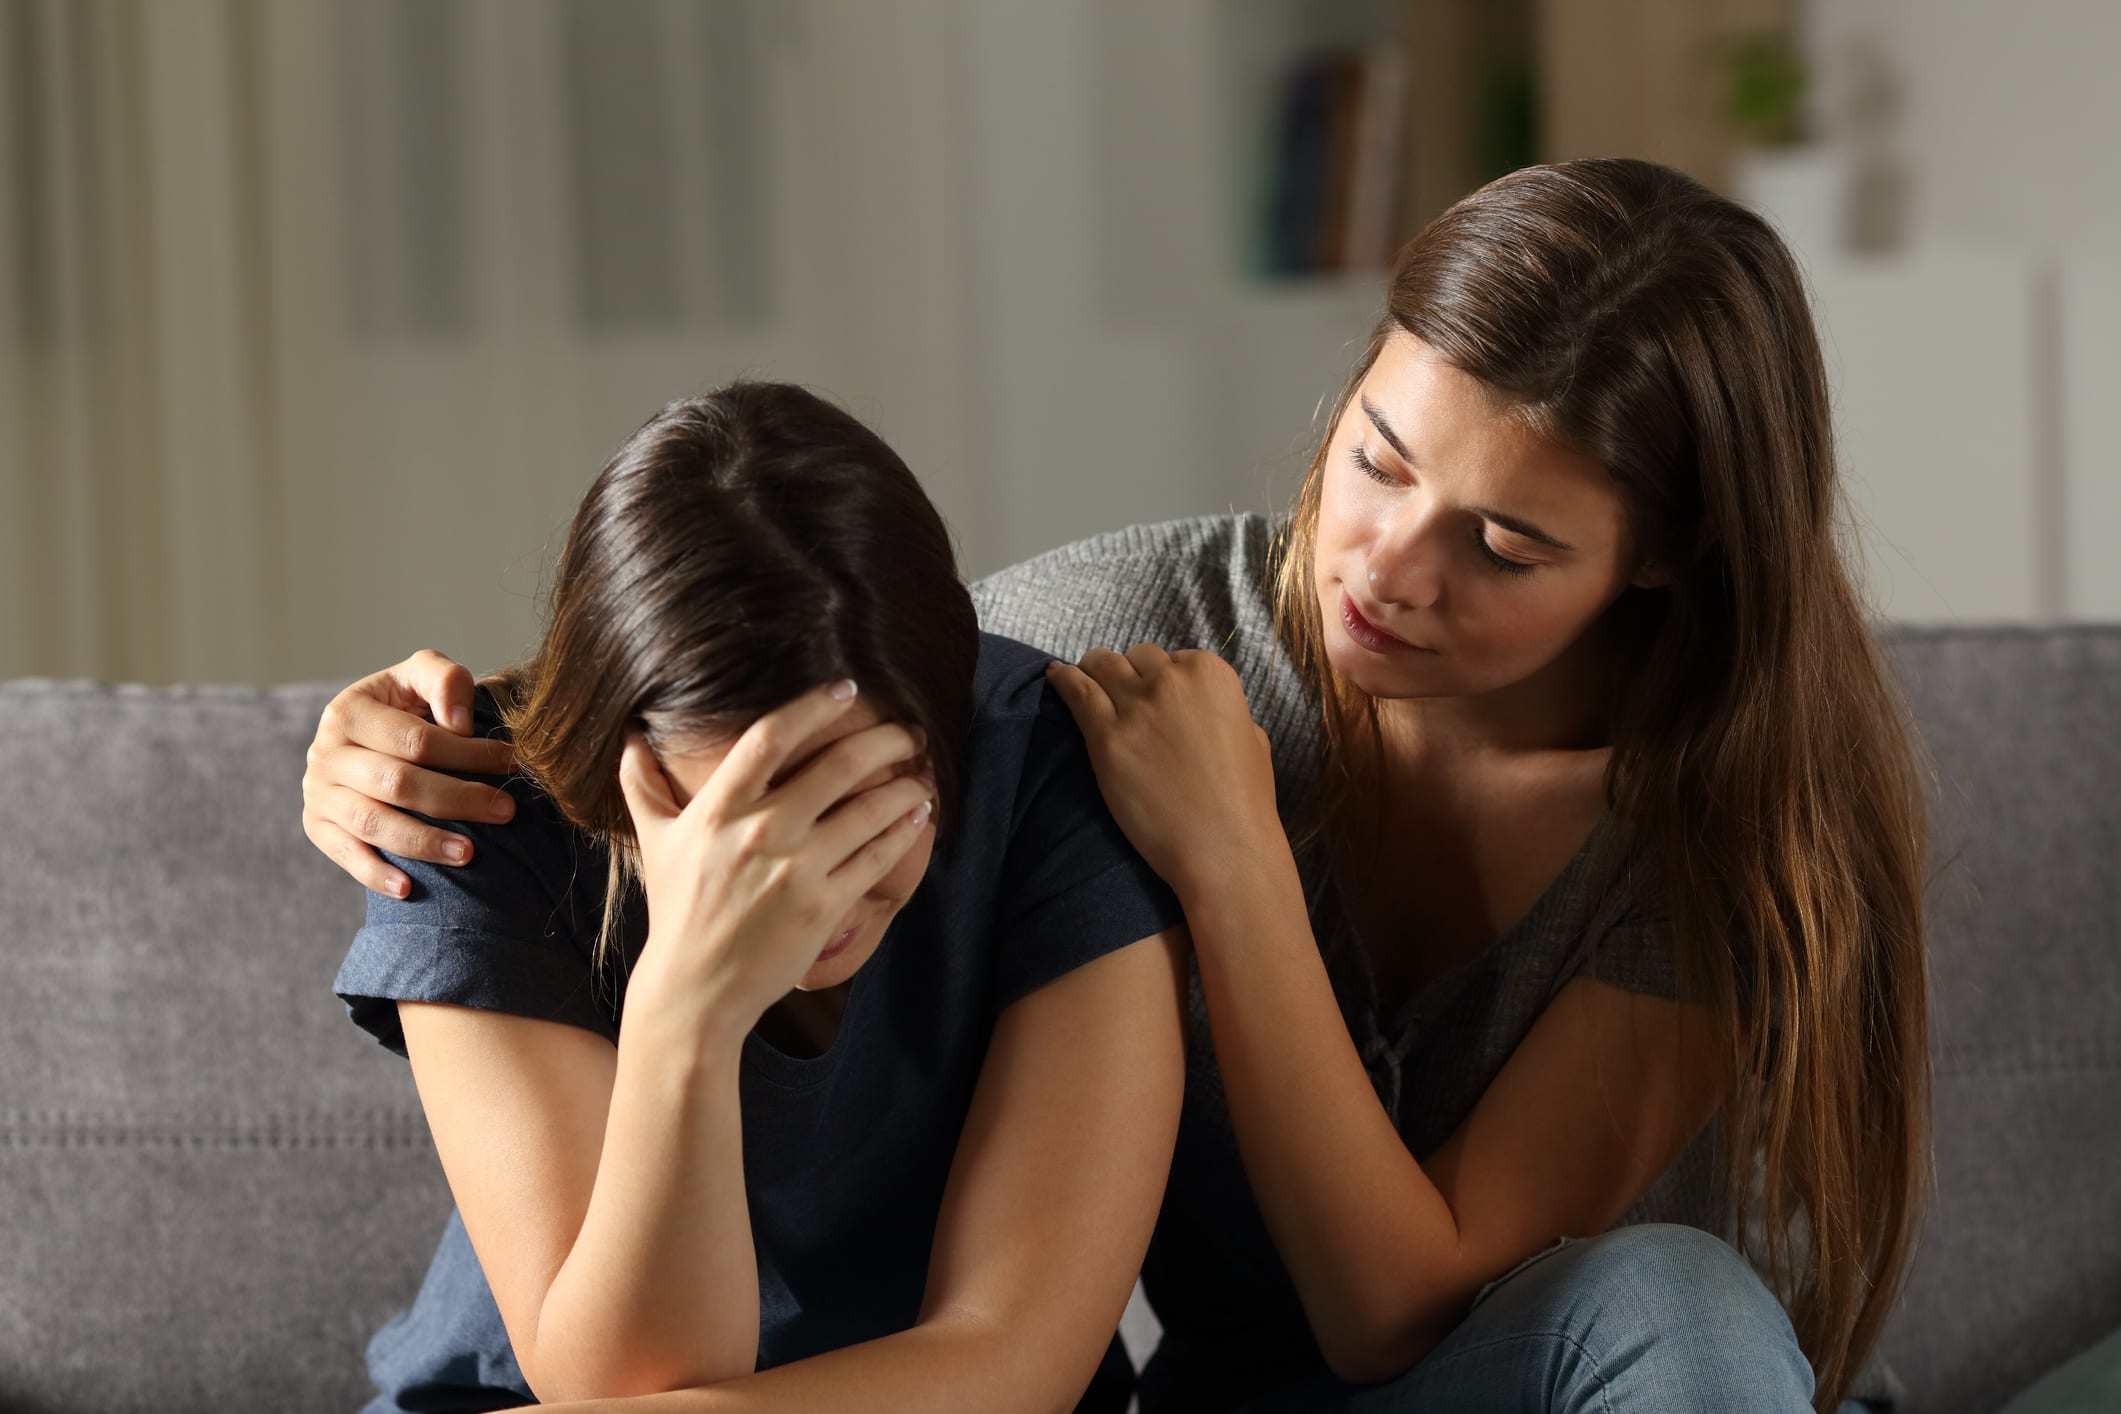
left=1349, top=443, right=1395, bottom=488
left=1345, top=446, right=1538, bottom=576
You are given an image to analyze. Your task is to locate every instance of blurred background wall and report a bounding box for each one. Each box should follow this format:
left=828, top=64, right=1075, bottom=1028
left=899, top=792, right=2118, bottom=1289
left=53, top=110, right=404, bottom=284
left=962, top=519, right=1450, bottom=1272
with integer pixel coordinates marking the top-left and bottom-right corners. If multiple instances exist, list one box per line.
left=1, top=0, right=2114, bottom=686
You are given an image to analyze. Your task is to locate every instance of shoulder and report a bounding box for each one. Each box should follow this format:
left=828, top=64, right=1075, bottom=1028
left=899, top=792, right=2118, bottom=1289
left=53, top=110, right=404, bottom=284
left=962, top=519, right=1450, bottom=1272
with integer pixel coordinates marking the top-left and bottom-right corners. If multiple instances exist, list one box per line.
left=361, top=682, right=604, bottom=941
left=937, top=638, right=1187, bottom=1009
left=967, top=631, right=1071, bottom=724
left=1568, top=819, right=1677, bottom=1000
left=958, top=632, right=1097, bottom=827
left=971, top=515, right=1322, bottom=808
left=970, top=513, right=1280, bottom=659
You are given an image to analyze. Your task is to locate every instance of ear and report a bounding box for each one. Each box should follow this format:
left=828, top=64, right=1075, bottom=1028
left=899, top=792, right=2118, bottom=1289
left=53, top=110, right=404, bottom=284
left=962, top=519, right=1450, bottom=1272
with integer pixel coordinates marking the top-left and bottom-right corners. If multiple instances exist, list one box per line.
left=1629, top=560, right=1673, bottom=590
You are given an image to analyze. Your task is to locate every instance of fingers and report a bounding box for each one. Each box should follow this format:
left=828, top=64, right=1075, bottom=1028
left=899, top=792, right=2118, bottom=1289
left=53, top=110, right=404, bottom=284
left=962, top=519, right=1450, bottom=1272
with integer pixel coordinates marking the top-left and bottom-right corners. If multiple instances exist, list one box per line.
left=1124, top=642, right=1173, bottom=676
left=303, top=816, right=412, bottom=900
left=616, top=732, right=682, bottom=839
left=321, top=687, right=515, bottom=779
left=312, top=740, right=516, bottom=825
left=398, top=648, right=479, bottom=734
left=712, top=680, right=863, bottom=806
left=1042, top=660, right=1116, bottom=728
left=810, top=772, right=935, bottom=870
left=1074, top=643, right=1175, bottom=699
left=1075, top=645, right=1140, bottom=686
left=823, top=794, right=932, bottom=903
left=774, top=720, right=926, bottom=825
left=307, top=781, right=478, bottom=867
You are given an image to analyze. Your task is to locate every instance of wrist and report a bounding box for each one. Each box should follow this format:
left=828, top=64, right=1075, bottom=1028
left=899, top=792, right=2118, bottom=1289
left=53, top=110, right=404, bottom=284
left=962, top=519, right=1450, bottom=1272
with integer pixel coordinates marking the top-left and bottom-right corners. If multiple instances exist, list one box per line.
left=621, top=946, right=758, bottom=1061
left=1170, top=827, right=1301, bottom=918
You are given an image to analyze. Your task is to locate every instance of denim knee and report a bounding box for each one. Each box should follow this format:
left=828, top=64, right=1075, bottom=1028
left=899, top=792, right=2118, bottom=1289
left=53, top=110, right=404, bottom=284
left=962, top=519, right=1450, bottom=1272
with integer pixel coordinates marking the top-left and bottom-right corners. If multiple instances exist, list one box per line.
left=1482, top=1224, right=1814, bottom=1410
left=1377, top=1224, right=1818, bottom=1414
left=1239, top=1226, right=1818, bottom=1414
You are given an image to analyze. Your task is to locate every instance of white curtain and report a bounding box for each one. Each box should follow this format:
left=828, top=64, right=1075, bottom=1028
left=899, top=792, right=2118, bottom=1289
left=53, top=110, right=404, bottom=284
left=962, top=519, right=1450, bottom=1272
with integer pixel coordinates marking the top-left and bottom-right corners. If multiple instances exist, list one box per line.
left=0, top=0, right=1011, bottom=684
left=0, top=0, right=1389, bottom=684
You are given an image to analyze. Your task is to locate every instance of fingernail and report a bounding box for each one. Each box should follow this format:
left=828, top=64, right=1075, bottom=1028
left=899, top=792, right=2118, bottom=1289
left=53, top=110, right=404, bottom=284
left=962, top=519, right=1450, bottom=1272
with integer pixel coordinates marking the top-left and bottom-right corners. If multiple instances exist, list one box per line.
left=830, top=679, right=858, bottom=701
left=489, top=794, right=515, bottom=822
left=910, top=800, right=933, bottom=827
left=449, top=706, right=471, bottom=732
left=387, top=874, right=410, bottom=898
left=443, top=838, right=470, bottom=864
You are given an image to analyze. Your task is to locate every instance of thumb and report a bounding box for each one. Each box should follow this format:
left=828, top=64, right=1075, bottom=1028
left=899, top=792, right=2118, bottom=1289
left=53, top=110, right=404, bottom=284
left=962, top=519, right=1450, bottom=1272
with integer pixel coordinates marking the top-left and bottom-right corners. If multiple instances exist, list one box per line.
left=616, top=731, right=681, bottom=841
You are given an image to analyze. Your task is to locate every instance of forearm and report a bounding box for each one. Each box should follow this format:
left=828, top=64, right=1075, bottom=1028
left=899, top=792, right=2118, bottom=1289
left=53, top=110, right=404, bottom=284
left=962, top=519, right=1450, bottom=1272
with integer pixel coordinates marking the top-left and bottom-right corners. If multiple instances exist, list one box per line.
left=1179, top=845, right=1475, bottom=1376
left=530, top=995, right=759, bottom=1399
left=509, top=1313, right=1079, bottom=1414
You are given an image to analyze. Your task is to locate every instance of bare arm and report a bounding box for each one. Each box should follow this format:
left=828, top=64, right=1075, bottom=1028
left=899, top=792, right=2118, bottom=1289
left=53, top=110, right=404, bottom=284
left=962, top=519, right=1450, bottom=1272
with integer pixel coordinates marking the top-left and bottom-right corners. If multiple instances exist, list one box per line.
left=402, top=999, right=758, bottom=1399
left=497, top=924, right=1192, bottom=1414
left=1180, top=855, right=1719, bottom=1380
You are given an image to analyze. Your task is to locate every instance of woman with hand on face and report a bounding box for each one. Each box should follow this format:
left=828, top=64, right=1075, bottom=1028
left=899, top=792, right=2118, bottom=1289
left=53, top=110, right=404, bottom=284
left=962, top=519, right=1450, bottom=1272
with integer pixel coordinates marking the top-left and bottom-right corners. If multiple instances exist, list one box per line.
left=308, top=160, right=1927, bottom=1414
left=320, top=381, right=1190, bottom=1413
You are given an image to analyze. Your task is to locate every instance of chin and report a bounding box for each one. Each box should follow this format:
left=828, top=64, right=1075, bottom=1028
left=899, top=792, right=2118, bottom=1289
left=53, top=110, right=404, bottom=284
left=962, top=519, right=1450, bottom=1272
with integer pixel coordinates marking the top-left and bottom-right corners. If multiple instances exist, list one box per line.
left=796, top=930, right=883, bottom=992
left=1322, top=627, right=1447, bottom=701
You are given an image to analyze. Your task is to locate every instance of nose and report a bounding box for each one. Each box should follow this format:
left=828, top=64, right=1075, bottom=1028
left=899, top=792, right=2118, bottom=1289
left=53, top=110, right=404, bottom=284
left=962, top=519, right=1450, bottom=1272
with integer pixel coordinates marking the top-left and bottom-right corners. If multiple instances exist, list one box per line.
left=1365, top=506, right=1444, bottom=610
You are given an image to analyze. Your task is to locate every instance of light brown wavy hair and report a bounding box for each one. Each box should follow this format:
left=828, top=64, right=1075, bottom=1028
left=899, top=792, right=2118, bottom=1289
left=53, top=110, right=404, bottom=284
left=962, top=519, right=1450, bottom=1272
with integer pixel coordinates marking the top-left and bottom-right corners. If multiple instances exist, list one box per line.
left=489, top=381, right=978, bottom=974
left=1270, top=159, right=1928, bottom=1409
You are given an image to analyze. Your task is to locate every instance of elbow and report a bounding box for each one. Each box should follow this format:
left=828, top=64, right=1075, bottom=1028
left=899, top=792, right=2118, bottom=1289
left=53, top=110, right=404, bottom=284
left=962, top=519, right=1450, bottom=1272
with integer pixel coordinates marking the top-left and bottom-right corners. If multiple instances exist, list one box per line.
left=1319, top=1336, right=1417, bottom=1389
left=520, top=1283, right=758, bottom=1401
left=1318, top=1330, right=1443, bottom=1389
left=1313, top=1303, right=1456, bottom=1388
left=519, top=1340, right=756, bottom=1404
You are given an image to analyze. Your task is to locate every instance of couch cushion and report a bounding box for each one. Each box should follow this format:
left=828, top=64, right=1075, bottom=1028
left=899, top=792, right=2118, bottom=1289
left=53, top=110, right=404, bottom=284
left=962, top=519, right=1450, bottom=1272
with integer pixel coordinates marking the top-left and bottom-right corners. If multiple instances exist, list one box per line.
left=1876, top=627, right=2121, bottom=1414
left=0, top=681, right=452, bottom=1414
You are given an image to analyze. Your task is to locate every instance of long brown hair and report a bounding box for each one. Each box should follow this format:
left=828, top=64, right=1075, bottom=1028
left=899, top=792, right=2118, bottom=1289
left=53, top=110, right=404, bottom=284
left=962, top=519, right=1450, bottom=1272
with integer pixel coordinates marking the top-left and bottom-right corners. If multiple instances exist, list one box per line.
left=1271, top=159, right=1928, bottom=1409
left=492, top=381, right=979, bottom=971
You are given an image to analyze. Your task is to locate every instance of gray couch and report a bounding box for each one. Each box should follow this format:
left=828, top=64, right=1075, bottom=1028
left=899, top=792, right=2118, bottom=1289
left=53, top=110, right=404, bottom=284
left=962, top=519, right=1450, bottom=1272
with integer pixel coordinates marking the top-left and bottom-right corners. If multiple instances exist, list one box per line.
left=2, top=625, right=2117, bottom=1414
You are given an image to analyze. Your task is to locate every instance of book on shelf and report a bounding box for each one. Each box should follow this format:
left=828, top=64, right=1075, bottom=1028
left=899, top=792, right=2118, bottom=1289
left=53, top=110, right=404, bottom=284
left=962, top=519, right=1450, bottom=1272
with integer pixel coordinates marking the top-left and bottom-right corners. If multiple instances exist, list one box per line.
left=1257, top=43, right=1407, bottom=281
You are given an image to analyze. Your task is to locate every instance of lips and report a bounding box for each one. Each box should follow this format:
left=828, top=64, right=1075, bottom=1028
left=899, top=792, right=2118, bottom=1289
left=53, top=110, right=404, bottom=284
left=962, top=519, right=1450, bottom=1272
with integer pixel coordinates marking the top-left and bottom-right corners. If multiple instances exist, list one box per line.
left=1338, top=589, right=1428, bottom=655
left=817, top=923, right=860, bottom=962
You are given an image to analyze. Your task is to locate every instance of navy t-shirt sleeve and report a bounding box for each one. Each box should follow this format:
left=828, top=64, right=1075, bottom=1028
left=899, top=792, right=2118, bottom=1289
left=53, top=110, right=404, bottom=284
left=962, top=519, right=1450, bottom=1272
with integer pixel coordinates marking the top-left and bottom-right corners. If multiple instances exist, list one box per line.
left=988, top=686, right=1187, bottom=1010
left=332, top=693, right=621, bottom=1057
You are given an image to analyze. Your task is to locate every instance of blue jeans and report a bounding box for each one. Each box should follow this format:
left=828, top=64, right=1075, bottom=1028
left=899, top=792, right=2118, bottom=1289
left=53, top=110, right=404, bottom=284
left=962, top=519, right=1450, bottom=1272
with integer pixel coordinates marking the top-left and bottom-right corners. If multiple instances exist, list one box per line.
left=1234, top=1224, right=1846, bottom=1414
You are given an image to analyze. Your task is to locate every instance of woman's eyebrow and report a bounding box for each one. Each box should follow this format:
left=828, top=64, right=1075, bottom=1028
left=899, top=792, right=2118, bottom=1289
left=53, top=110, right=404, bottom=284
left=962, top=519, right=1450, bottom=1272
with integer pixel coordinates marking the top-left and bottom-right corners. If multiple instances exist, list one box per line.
left=1360, top=396, right=1414, bottom=464
left=1474, top=507, right=1576, bottom=552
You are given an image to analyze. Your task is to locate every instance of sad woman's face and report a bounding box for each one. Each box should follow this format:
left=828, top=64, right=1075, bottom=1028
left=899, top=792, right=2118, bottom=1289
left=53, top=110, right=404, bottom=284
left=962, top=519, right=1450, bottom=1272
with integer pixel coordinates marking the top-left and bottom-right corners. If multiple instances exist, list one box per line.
left=1311, top=333, right=1663, bottom=709
left=656, top=701, right=937, bottom=992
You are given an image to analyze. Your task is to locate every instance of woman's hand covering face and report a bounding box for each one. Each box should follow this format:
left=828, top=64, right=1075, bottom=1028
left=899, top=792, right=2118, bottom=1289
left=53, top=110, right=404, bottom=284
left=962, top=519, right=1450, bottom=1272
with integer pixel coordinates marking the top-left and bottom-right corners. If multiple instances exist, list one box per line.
left=616, top=685, right=936, bottom=1026
left=300, top=649, right=517, bottom=898
left=1044, top=645, right=1282, bottom=902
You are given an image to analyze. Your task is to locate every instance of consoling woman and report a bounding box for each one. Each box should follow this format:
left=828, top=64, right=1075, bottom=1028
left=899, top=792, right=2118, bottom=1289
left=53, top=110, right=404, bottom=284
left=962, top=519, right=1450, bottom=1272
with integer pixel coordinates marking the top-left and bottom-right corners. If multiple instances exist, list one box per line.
left=318, top=381, right=1190, bottom=1412
left=307, top=159, right=1929, bottom=1414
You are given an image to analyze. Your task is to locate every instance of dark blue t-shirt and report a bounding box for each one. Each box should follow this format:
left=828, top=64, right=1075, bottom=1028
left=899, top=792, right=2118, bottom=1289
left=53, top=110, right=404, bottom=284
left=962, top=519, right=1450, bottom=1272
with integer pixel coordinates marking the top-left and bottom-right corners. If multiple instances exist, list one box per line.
left=334, top=632, right=1183, bottom=1410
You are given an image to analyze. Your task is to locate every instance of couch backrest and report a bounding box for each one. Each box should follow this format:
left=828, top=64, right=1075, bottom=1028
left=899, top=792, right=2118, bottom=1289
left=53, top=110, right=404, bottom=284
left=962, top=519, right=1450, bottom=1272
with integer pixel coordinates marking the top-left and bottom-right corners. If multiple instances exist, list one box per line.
left=0, top=625, right=2116, bottom=1413
left=0, top=682, right=451, bottom=1414
left=1875, top=626, right=2121, bottom=1414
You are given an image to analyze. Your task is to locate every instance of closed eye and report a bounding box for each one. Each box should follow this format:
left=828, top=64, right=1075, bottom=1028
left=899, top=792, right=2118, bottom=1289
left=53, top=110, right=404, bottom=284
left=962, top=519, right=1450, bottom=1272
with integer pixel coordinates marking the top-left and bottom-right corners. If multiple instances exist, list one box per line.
left=1350, top=444, right=1396, bottom=487
left=1473, top=527, right=1537, bottom=575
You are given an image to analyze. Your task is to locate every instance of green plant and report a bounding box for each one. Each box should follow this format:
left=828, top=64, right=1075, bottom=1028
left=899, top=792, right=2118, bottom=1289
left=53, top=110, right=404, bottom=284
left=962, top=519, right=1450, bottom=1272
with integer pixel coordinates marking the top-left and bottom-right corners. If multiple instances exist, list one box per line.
left=1726, top=33, right=1809, bottom=148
